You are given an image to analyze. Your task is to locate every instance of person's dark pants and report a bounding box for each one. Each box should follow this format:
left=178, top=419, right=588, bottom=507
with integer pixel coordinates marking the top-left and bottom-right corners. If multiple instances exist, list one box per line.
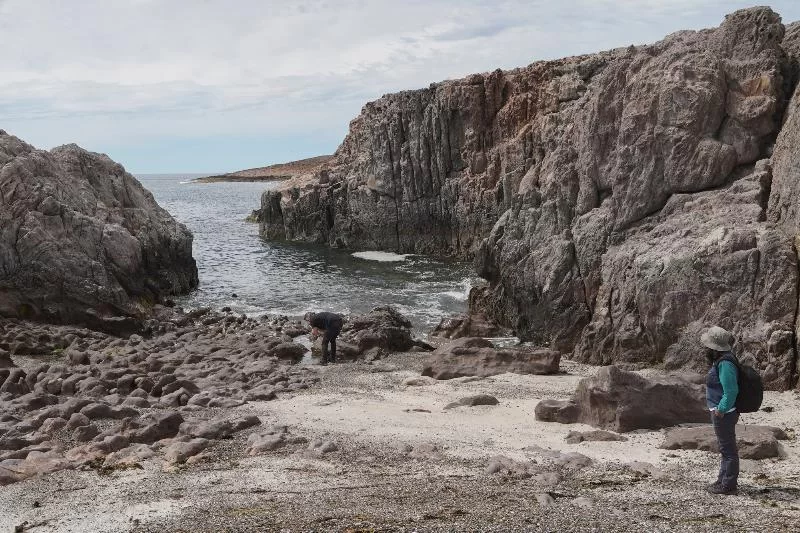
left=321, top=326, right=341, bottom=363
left=712, top=411, right=739, bottom=490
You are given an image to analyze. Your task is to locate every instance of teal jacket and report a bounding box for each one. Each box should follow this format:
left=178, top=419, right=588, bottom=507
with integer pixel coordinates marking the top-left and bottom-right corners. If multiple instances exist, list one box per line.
left=706, top=358, right=739, bottom=413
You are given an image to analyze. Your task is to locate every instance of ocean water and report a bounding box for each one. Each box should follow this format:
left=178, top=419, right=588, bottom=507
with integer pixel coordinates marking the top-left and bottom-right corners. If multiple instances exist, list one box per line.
left=137, top=174, right=478, bottom=331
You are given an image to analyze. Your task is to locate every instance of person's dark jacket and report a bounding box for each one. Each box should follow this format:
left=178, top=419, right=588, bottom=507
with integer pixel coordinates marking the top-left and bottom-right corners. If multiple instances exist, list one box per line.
left=310, top=312, right=343, bottom=334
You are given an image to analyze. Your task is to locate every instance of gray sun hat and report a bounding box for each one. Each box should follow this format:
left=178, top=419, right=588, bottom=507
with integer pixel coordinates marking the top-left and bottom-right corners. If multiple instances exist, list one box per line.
left=700, top=326, right=734, bottom=352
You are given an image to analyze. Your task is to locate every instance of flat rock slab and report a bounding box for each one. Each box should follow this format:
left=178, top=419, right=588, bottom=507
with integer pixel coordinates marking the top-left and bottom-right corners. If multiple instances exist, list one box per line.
left=422, top=337, right=560, bottom=380
left=661, top=425, right=788, bottom=459
left=565, top=430, right=628, bottom=444
left=444, top=394, right=499, bottom=410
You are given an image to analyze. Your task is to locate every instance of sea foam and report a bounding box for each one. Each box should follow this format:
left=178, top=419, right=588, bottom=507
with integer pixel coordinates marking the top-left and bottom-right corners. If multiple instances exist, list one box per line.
left=351, top=251, right=412, bottom=262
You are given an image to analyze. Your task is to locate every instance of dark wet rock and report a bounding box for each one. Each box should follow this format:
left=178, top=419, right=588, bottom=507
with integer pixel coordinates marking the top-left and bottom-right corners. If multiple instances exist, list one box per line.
left=444, top=394, right=500, bottom=409
left=0, top=132, right=198, bottom=329
left=661, top=425, right=788, bottom=459
left=422, top=337, right=560, bottom=379
left=269, top=342, right=307, bottom=361
left=0, top=350, right=15, bottom=368
left=339, top=307, right=428, bottom=354
left=565, top=430, right=628, bottom=444
left=431, top=313, right=511, bottom=340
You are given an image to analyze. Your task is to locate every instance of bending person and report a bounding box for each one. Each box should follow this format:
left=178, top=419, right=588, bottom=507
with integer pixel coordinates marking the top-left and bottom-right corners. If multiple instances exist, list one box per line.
left=305, top=311, right=344, bottom=365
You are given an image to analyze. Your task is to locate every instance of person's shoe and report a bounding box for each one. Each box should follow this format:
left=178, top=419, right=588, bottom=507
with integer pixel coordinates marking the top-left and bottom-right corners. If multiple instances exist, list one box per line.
left=319, top=360, right=328, bottom=366
left=707, top=484, right=737, bottom=495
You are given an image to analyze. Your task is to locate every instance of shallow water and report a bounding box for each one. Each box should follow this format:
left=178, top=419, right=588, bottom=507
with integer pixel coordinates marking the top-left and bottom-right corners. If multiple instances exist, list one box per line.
left=137, top=174, right=479, bottom=331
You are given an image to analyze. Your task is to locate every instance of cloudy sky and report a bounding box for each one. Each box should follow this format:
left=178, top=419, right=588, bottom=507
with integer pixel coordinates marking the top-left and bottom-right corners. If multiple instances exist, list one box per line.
left=2, top=1, right=799, bottom=174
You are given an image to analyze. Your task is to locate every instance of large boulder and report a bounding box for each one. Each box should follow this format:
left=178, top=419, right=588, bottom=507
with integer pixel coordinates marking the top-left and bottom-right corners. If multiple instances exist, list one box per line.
left=421, top=337, right=560, bottom=379
left=573, top=366, right=709, bottom=432
left=343, top=306, right=418, bottom=352
left=0, top=132, right=198, bottom=330
left=431, top=312, right=512, bottom=340
left=535, top=367, right=709, bottom=432
left=661, top=425, right=788, bottom=459
left=253, top=7, right=800, bottom=390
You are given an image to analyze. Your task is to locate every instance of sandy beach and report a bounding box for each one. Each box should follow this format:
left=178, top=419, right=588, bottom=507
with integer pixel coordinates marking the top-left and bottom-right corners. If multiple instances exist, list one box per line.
left=3, top=353, right=799, bottom=532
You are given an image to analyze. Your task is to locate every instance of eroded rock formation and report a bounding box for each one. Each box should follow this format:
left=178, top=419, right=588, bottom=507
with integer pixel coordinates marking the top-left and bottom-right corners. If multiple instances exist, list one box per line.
left=0, top=133, right=198, bottom=331
left=257, top=8, right=800, bottom=389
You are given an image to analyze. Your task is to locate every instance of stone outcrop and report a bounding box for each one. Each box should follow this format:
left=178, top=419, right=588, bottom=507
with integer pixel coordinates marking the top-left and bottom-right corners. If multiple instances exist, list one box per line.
left=535, top=366, right=709, bottom=432
left=0, top=132, right=198, bottom=331
left=421, top=337, right=560, bottom=379
left=255, top=8, right=800, bottom=389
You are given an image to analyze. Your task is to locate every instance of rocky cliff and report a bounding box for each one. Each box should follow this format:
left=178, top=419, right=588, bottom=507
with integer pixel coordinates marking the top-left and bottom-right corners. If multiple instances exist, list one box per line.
left=257, top=7, right=800, bottom=389
left=0, top=132, right=198, bottom=331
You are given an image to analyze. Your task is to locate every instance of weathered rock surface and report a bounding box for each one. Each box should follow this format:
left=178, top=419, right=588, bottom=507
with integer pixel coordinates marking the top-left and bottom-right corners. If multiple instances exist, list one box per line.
left=0, top=132, right=198, bottom=331
left=254, top=7, right=800, bottom=389
left=431, top=313, right=511, bottom=340
left=0, top=309, right=320, bottom=485
left=536, top=366, right=708, bottom=432
left=574, top=366, right=709, bottom=432
left=661, top=424, right=788, bottom=459
left=421, top=337, right=559, bottom=380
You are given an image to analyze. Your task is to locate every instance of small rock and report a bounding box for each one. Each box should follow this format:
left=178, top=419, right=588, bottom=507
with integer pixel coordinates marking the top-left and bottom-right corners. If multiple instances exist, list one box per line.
left=535, top=493, right=555, bottom=506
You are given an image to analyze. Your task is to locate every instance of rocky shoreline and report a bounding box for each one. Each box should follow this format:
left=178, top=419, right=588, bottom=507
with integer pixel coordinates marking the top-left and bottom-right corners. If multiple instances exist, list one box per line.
left=2, top=343, right=798, bottom=531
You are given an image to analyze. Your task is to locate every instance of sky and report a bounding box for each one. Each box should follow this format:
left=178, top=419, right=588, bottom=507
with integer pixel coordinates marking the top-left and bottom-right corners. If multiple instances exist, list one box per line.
left=2, top=1, right=800, bottom=174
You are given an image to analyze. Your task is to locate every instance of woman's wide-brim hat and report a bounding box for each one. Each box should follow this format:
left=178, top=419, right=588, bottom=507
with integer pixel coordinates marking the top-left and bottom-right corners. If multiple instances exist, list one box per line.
left=700, top=326, right=734, bottom=352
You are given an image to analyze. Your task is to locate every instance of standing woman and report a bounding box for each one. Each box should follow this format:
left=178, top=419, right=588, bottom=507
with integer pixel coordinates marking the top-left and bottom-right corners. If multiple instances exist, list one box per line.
left=701, top=326, right=739, bottom=495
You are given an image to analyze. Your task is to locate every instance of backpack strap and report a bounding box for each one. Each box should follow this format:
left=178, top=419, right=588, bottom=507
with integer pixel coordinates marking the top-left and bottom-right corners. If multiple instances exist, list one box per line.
left=714, top=352, right=740, bottom=372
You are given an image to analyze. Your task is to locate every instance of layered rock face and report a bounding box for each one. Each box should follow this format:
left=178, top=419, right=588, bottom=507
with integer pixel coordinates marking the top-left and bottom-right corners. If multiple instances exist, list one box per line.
left=258, top=8, right=800, bottom=389
left=0, top=132, right=198, bottom=330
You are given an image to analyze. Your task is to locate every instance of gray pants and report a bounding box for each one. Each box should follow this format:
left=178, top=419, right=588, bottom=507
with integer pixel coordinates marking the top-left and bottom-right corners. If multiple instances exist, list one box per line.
left=712, top=411, right=739, bottom=490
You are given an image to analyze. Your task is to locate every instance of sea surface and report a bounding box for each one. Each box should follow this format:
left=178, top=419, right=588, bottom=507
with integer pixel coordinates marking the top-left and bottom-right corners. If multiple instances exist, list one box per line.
left=137, top=174, right=478, bottom=331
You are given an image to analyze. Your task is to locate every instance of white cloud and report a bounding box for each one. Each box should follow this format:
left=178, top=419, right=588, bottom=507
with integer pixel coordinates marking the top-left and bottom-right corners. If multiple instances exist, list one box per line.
left=0, top=0, right=798, bottom=171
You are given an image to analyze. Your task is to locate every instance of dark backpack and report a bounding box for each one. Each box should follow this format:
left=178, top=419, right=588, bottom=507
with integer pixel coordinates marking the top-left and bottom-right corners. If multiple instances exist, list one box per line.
left=716, top=354, right=763, bottom=413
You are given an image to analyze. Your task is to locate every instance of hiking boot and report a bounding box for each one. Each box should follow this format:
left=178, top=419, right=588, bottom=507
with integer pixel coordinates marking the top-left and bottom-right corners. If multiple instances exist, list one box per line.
left=706, top=482, right=721, bottom=492
left=319, top=360, right=328, bottom=366
left=707, top=484, right=737, bottom=495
